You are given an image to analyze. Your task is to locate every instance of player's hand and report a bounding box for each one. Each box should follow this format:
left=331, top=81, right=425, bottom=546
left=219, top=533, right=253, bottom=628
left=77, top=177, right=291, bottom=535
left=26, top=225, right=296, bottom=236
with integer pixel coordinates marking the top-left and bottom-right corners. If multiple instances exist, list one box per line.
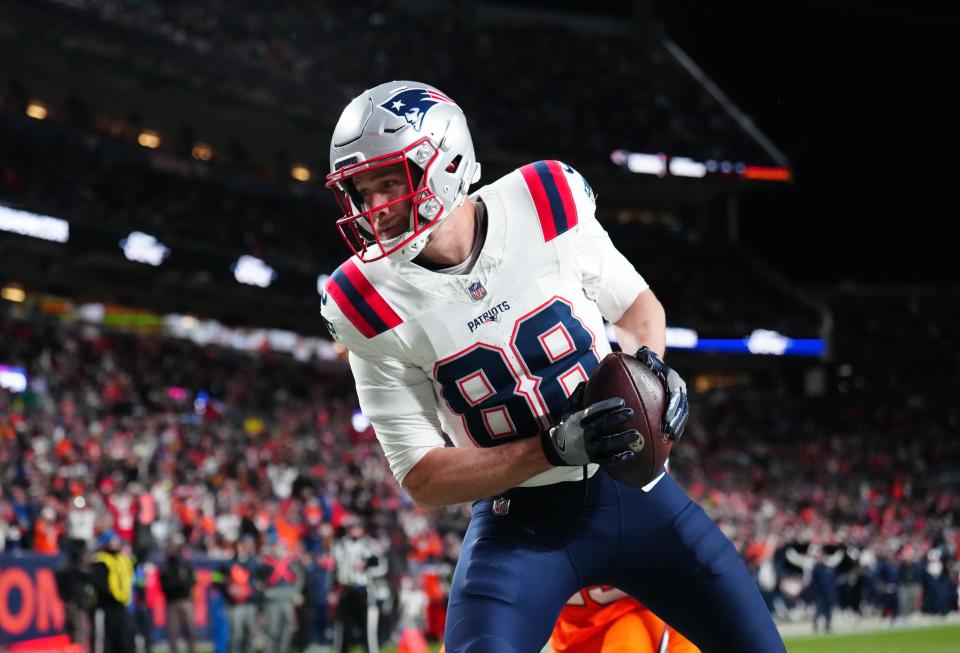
left=540, top=397, right=641, bottom=466
left=633, top=346, right=688, bottom=442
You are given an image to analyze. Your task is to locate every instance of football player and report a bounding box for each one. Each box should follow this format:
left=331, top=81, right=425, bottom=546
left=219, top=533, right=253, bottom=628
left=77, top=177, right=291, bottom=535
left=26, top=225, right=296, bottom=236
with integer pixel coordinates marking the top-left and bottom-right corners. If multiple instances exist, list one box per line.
left=552, top=587, right=699, bottom=653
left=321, top=81, right=785, bottom=652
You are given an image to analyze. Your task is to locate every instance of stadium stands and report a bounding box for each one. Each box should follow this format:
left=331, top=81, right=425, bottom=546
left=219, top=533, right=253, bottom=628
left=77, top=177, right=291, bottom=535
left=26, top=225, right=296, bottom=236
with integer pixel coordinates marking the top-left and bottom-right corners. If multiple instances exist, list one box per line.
left=1, top=289, right=956, bottom=630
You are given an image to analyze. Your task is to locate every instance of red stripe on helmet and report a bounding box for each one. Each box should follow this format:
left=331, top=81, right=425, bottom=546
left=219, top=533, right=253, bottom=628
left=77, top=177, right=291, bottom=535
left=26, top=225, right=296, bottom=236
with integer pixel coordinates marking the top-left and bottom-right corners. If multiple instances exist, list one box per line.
left=425, top=90, right=455, bottom=104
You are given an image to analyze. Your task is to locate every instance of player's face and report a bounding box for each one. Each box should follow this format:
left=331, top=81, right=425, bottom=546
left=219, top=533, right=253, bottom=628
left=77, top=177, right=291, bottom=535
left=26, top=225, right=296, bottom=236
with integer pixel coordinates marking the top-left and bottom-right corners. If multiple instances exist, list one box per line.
left=352, top=164, right=413, bottom=241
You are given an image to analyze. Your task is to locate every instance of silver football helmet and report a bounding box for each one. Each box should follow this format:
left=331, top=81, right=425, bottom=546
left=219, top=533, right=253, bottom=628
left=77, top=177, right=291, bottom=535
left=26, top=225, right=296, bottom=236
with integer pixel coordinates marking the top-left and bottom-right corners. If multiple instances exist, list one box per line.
left=326, top=81, right=481, bottom=263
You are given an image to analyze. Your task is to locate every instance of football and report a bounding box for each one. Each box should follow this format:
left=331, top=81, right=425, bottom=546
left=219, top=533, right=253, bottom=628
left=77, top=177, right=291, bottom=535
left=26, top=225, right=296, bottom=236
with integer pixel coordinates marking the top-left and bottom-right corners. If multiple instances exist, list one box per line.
left=583, top=352, right=674, bottom=487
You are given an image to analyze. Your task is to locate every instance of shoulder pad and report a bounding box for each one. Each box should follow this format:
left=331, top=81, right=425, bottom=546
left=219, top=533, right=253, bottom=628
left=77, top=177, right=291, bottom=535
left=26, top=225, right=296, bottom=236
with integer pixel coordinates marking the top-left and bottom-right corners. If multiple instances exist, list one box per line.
left=517, top=160, right=593, bottom=242
left=321, top=259, right=403, bottom=340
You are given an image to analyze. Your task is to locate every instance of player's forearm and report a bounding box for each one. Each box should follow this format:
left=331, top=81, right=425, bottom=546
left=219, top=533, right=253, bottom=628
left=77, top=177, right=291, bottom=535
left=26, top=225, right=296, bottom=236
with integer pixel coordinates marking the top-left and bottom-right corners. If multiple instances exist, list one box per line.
left=613, top=288, right=666, bottom=357
left=401, top=437, right=552, bottom=508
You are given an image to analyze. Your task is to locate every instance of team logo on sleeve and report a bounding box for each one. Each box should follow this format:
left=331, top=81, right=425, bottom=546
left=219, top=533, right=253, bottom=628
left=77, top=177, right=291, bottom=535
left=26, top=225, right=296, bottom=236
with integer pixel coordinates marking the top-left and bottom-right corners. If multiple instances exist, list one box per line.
left=379, top=88, right=456, bottom=132
left=467, top=281, right=487, bottom=301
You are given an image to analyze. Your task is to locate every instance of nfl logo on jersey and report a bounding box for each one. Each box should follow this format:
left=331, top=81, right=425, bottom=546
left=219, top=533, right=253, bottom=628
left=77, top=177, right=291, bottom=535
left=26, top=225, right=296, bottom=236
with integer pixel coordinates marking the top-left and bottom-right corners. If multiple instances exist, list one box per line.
left=492, top=498, right=510, bottom=516
left=467, top=281, right=487, bottom=301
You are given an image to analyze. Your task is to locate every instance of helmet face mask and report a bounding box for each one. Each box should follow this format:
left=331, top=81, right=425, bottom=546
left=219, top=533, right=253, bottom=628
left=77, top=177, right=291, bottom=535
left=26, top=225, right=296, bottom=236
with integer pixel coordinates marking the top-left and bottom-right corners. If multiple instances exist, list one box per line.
left=326, top=81, right=481, bottom=263
left=328, top=137, right=444, bottom=262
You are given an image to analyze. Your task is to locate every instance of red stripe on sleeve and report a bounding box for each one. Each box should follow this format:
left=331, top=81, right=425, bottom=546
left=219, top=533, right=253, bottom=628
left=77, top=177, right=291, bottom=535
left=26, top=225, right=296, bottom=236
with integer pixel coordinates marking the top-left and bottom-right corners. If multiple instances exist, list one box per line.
left=341, top=260, right=403, bottom=330
left=324, top=277, right=377, bottom=339
left=520, top=163, right=557, bottom=242
left=546, top=160, right=579, bottom=230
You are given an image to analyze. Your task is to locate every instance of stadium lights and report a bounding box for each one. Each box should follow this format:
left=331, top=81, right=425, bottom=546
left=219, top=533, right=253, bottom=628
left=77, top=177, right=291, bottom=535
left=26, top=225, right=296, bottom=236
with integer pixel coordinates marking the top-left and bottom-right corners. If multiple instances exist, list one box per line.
left=231, top=255, right=277, bottom=288
left=665, top=327, right=698, bottom=349
left=0, top=205, right=70, bottom=243
left=192, top=143, right=213, bottom=161
left=746, top=329, right=790, bottom=355
left=611, top=149, right=790, bottom=183
left=25, top=102, right=48, bottom=120
left=119, top=231, right=171, bottom=266
left=0, top=365, right=28, bottom=393
left=606, top=323, right=823, bottom=357
left=1, top=286, right=26, bottom=302
left=668, top=157, right=707, bottom=179
left=743, top=166, right=792, bottom=182
left=611, top=150, right=667, bottom=176
left=291, top=165, right=312, bottom=182
left=137, top=130, right=161, bottom=149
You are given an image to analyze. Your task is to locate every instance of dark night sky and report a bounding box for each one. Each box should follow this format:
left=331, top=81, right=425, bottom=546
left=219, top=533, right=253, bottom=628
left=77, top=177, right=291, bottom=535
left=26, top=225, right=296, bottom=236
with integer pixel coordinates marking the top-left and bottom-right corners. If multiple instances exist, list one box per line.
left=653, top=1, right=956, bottom=285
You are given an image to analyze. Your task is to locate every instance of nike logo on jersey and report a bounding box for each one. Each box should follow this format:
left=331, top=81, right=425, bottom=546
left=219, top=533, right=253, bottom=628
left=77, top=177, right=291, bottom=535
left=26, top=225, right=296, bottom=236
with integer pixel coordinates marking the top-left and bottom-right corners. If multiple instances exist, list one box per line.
left=466, top=301, right=511, bottom=333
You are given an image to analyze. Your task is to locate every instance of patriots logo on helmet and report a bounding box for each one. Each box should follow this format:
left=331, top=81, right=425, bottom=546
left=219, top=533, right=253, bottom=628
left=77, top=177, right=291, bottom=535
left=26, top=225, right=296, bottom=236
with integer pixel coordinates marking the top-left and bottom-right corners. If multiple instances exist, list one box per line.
left=380, top=88, right=456, bottom=132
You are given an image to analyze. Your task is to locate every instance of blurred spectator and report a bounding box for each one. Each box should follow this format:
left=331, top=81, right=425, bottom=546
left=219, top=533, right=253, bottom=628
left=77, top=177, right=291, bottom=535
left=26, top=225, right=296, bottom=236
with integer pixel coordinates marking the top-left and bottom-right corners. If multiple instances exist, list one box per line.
left=809, top=548, right=839, bottom=633
left=67, top=496, right=98, bottom=554
left=33, top=505, right=63, bottom=554
left=301, top=548, right=334, bottom=649
left=921, top=547, right=952, bottom=615
left=258, top=538, right=305, bottom=653
left=56, top=540, right=95, bottom=652
left=160, top=537, right=197, bottom=653
left=876, top=549, right=902, bottom=621
left=218, top=535, right=259, bottom=653
left=132, top=561, right=156, bottom=653
left=90, top=531, right=136, bottom=653
left=332, top=517, right=387, bottom=653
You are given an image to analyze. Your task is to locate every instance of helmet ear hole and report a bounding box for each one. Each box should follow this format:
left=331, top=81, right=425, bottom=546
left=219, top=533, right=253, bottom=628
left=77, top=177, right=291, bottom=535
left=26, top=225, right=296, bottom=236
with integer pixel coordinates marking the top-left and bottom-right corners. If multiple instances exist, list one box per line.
left=445, top=155, right=462, bottom=174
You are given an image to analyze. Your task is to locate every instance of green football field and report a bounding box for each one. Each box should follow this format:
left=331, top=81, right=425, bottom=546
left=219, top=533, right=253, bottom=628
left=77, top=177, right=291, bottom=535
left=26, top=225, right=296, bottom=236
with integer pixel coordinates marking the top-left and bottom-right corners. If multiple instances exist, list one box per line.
left=783, top=624, right=960, bottom=653
left=357, top=623, right=960, bottom=652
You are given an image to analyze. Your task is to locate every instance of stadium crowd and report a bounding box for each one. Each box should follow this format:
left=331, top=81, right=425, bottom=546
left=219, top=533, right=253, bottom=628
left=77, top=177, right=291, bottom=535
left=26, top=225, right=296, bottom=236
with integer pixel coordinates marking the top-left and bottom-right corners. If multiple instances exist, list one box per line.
left=674, top=287, right=960, bottom=624
left=0, top=301, right=462, bottom=647
left=1, top=284, right=957, bottom=648
left=41, top=0, right=766, bottom=163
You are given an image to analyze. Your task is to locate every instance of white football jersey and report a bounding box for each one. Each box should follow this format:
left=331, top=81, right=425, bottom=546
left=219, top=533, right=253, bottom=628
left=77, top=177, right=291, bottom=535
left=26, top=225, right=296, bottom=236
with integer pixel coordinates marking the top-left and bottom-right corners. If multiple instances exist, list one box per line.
left=321, top=161, right=648, bottom=488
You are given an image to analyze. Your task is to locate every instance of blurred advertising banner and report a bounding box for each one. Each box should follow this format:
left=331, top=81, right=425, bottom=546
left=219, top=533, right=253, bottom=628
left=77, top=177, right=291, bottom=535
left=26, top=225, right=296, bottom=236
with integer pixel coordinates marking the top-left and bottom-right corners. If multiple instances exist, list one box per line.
left=0, top=554, right=65, bottom=645
left=1, top=554, right=224, bottom=647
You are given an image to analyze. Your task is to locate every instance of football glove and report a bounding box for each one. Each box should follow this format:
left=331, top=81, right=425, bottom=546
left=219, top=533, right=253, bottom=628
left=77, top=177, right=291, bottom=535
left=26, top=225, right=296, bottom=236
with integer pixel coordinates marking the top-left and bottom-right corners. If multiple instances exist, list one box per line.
left=633, top=346, right=688, bottom=442
left=540, top=396, right=641, bottom=467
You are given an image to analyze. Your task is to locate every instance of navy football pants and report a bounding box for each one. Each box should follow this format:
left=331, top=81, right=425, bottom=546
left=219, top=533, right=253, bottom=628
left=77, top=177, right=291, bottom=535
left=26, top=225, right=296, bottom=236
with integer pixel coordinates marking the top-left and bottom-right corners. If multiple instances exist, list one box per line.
left=444, top=471, right=785, bottom=653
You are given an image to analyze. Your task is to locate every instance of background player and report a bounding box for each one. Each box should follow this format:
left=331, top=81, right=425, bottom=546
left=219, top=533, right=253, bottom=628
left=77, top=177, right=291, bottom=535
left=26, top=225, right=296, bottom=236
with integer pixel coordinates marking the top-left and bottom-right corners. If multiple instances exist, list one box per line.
left=552, top=587, right=699, bottom=653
